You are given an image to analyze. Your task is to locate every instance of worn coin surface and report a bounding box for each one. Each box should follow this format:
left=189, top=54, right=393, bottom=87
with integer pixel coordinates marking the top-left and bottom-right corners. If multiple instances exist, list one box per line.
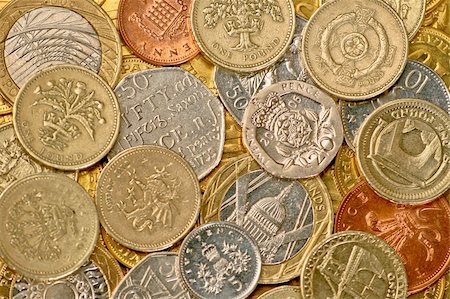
left=112, top=252, right=190, bottom=298
left=340, top=60, right=450, bottom=149
left=302, top=0, right=408, bottom=100
left=215, top=16, right=312, bottom=126
left=178, top=222, right=261, bottom=299
left=335, top=181, right=450, bottom=294
left=257, top=285, right=301, bottom=299
left=191, top=0, right=295, bottom=73
left=333, top=145, right=361, bottom=196
left=356, top=99, right=450, bottom=204
left=109, top=67, right=224, bottom=179
left=13, top=65, right=120, bottom=171
left=0, top=173, right=99, bottom=280
left=300, top=231, right=408, bottom=299
left=97, top=145, right=201, bottom=252
left=0, top=0, right=122, bottom=104
left=243, top=81, right=343, bottom=179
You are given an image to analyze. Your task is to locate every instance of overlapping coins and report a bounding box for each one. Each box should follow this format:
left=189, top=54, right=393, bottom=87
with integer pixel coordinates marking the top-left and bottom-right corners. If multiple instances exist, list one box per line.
left=0, top=0, right=448, bottom=298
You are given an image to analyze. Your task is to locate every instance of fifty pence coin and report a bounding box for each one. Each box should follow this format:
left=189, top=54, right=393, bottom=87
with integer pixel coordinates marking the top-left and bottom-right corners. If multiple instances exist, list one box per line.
left=112, top=252, right=191, bottom=298
left=0, top=173, right=99, bottom=280
left=300, top=231, right=408, bottom=299
left=243, top=81, right=343, bottom=179
left=178, top=222, right=261, bottom=299
left=215, top=16, right=313, bottom=126
left=109, top=67, right=224, bottom=179
left=97, top=145, right=201, bottom=252
left=340, top=60, right=450, bottom=149
left=356, top=99, right=450, bottom=204
left=302, top=0, right=408, bottom=100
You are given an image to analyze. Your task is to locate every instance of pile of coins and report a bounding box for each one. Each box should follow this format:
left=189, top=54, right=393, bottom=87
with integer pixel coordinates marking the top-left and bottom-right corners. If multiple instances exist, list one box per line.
left=0, top=0, right=448, bottom=298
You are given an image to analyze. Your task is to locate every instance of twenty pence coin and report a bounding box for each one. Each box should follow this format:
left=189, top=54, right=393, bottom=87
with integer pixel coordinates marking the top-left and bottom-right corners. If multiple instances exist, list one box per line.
left=0, top=173, right=99, bottom=280
left=257, top=286, right=302, bottom=299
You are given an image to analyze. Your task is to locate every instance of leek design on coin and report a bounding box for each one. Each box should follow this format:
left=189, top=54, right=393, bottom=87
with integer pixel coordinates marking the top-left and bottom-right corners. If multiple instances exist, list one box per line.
left=243, top=81, right=343, bottom=179
left=220, top=169, right=314, bottom=265
left=110, top=68, right=224, bottom=179
left=179, top=222, right=261, bottom=299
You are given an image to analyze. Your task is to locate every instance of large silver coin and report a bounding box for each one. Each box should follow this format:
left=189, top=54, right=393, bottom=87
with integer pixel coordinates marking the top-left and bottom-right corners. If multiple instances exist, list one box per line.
left=243, top=81, right=343, bottom=179
left=220, top=169, right=314, bottom=265
left=178, top=222, right=261, bottom=299
left=340, top=59, right=450, bottom=149
left=110, top=68, right=225, bottom=179
left=112, top=252, right=190, bottom=299
left=215, top=16, right=312, bottom=126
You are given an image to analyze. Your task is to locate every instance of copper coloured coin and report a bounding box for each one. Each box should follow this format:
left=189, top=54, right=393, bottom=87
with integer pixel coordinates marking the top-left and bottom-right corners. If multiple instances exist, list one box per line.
left=335, top=180, right=450, bottom=295
left=118, top=0, right=200, bottom=65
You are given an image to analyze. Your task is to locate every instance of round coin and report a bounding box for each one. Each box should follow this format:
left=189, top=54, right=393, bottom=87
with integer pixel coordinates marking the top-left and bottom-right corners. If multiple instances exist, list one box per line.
left=118, top=0, right=200, bottom=65
left=356, top=99, right=450, bottom=203
left=101, top=228, right=147, bottom=268
left=257, top=286, right=301, bottom=299
left=0, top=173, right=99, bottom=280
left=97, top=145, right=201, bottom=252
left=0, top=258, right=15, bottom=298
left=178, top=222, right=261, bottom=299
left=333, top=145, right=361, bottom=196
left=243, top=80, right=343, bottom=179
left=90, top=244, right=124, bottom=295
left=191, top=0, right=296, bottom=73
left=0, top=0, right=122, bottom=104
left=13, top=65, right=120, bottom=171
left=300, top=231, right=408, bottom=299
left=302, top=0, right=408, bottom=100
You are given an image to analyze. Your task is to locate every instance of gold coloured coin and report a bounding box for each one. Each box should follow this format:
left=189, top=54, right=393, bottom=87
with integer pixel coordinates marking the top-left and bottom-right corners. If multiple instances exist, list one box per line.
left=0, top=173, right=99, bottom=280
left=90, top=244, right=124, bottom=295
left=13, top=65, right=120, bottom=171
left=356, top=99, right=450, bottom=204
left=101, top=228, right=147, bottom=268
left=0, top=257, right=15, bottom=299
left=257, top=286, right=302, bottom=298
left=302, top=0, right=408, bottom=100
left=408, top=275, right=446, bottom=299
left=320, top=164, right=344, bottom=213
left=96, top=145, right=201, bottom=252
left=334, top=145, right=361, bottom=197
left=191, top=0, right=296, bottom=72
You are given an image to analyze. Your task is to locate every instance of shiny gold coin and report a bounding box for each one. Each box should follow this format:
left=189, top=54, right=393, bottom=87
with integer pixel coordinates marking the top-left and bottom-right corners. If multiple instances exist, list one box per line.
left=257, top=286, right=302, bottom=299
left=191, top=0, right=296, bottom=72
left=295, top=0, right=319, bottom=19
left=0, top=257, right=15, bottom=299
left=425, top=0, right=446, bottom=14
left=101, top=228, right=147, bottom=268
left=96, top=145, right=201, bottom=252
left=356, top=99, right=450, bottom=204
left=302, top=0, right=408, bottom=100
left=0, top=174, right=99, bottom=280
left=90, top=244, right=124, bottom=295
left=0, top=96, right=12, bottom=116
left=0, top=114, right=12, bottom=126
left=443, top=271, right=450, bottom=298
left=119, top=56, right=156, bottom=81
left=78, top=161, right=106, bottom=200
left=320, top=164, right=344, bottom=213
left=181, top=53, right=218, bottom=96
left=334, top=145, right=361, bottom=197
left=13, top=65, right=120, bottom=171
left=408, top=275, right=446, bottom=299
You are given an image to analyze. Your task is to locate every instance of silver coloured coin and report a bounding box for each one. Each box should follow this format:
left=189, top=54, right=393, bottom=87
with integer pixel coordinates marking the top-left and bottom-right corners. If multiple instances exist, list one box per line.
left=243, top=81, right=343, bottom=179
left=5, top=7, right=102, bottom=87
left=110, top=68, right=225, bottom=179
left=214, top=16, right=312, bottom=126
left=220, top=169, right=314, bottom=265
left=178, top=222, right=261, bottom=299
left=340, top=59, right=450, bottom=149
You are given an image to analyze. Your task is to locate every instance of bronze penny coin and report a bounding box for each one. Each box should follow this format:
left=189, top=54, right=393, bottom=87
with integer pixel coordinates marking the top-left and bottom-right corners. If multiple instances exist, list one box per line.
left=118, top=0, right=200, bottom=66
left=335, top=180, right=450, bottom=295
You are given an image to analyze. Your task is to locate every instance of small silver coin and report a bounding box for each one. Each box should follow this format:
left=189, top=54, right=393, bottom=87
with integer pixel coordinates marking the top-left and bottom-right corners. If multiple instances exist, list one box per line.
left=215, top=16, right=312, bottom=126
left=112, top=252, right=190, bottom=299
left=110, top=68, right=225, bottom=179
left=178, top=222, right=261, bottom=299
left=340, top=59, right=450, bottom=149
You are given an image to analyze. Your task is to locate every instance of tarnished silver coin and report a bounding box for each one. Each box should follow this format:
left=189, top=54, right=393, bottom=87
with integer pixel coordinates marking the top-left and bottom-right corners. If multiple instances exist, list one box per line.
left=110, top=68, right=225, bottom=179
left=178, top=222, right=261, bottom=299
left=341, top=60, right=450, bottom=149
left=220, top=169, right=314, bottom=265
left=243, top=81, right=343, bottom=179
left=112, top=252, right=190, bottom=299
left=215, top=16, right=312, bottom=126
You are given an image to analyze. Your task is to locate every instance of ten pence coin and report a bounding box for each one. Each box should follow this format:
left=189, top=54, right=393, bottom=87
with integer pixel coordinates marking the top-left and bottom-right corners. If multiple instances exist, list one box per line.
left=96, top=145, right=201, bottom=252
left=0, top=173, right=99, bottom=280
left=13, top=65, right=121, bottom=171
left=302, top=0, right=408, bottom=100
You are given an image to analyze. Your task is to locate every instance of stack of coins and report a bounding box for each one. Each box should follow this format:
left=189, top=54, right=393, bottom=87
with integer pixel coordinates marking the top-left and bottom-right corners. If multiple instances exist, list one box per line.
left=0, top=0, right=448, bottom=298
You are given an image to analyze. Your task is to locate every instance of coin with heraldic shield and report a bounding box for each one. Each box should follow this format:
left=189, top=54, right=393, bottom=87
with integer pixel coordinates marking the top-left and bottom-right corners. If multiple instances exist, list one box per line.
left=356, top=99, right=450, bottom=204
left=191, top=0, right=296, bottom=72
left=243, top=81, right=343, bottom=179
left=302, top=0, right=408, bottom=100
left=13, top=65, right=120, bottom=171
left=97, top=145, right=201, bottom=252
left=0, top=173, right=99, bottom=280
left=178, top=222, right=261, bottom=299
left=109, top=67, right=225, bottom=179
